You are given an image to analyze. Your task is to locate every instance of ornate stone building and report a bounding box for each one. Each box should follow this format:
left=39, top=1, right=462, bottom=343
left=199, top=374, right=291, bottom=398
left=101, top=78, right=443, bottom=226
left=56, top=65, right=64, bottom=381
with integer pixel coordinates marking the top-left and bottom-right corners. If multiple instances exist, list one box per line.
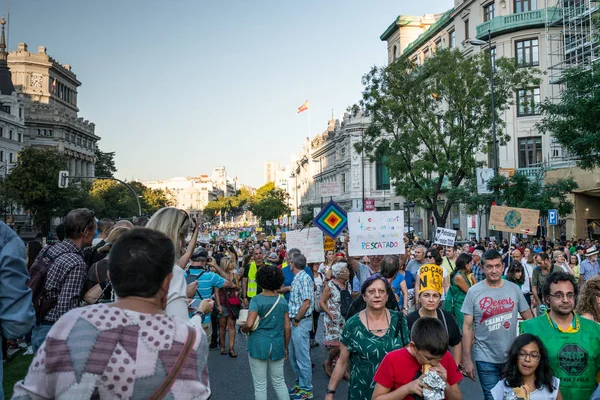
left=7, top=42, right=99, bottom=177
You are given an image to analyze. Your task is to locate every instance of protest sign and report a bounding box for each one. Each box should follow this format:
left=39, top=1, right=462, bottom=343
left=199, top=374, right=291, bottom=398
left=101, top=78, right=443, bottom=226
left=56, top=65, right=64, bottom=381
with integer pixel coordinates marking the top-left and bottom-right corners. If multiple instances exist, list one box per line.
left=324, top=236, right=336, bottom=252
left=489, top=205, right=539, bottom=234
left=285, top=229, right=325, bottom=263
left=347, top=211, right=405, bottom=256
left=434, top=228, right=457, bottom=246
left=198, top=235, right=211, bottom=243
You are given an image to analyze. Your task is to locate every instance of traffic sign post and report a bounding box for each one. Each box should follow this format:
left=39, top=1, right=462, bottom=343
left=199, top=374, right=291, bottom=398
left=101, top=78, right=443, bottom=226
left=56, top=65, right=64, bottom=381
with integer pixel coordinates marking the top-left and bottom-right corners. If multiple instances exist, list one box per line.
left=548, top=209, right=558, bottom=242
left=58, top=170, right=69, bottom=188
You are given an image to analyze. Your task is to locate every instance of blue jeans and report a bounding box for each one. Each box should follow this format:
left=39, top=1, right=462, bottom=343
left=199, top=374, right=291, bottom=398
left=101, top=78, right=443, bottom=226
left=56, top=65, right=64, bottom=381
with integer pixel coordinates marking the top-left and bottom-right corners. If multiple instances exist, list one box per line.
left=288, top=317, right=312, bottom=392
left=476, top=361, right=503, bottom=400
left=31, top=323, right=53, bottom=353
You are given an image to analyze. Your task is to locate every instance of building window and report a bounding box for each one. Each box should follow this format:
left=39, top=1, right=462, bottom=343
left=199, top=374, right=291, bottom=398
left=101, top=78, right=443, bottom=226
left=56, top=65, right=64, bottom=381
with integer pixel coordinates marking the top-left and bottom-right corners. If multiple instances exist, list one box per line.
left=424, top=48, right=429, bottom=60
left=484, top=3, right=496, bottom=21
left=464, top=19, right=470, bottom=40
left=8, top=130, right=12, bottom=140
left=517, top=87, right=541, bottom=116
left=18, top=108, right=22, bottom=118
left=435, top=39, right=442, bottom=50
left=449, top=30, right=456, bottom=48
left=9, top=153, right=13, bottom=163
left=515, top=0, right=536, bottom=13
left=518, top=137, right=543, bottom=167
left=392, top=45, right=398, bottom=61
left=376, top=155, right=391, bottom=190
left=341, top=173, right=346, bottom=194
left=17, top=133, right=21, bottom=142
left=0, top=127, right=3, bottom=137
left=1, top=105, right=10, bottom=114
left=0, top=151, right=3, bottom=162
left=515, top=39, right=539, bottom=67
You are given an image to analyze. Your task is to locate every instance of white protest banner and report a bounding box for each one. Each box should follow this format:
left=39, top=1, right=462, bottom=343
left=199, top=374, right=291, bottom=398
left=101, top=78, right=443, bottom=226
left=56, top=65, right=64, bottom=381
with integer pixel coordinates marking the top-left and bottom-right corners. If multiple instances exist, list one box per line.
left=285, top=229, right=325, bottom=263
left=434, top=228, right=457, bottom=246
left=198, top=235, right=212, bottom=243
left=347, top=211, right=405, bottom=256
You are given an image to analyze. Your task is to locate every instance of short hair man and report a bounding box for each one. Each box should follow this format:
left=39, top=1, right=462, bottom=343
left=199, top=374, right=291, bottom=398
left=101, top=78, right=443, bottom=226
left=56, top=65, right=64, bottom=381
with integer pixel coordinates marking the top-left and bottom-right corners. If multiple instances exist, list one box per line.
left=461, top=250, right=532, bottom=400
left=279, top=248, right=314, bottom=302
left=407, top=245, right=426, bottom=276
left=532, top=252, right=557, bottom=314
left=14, top=228, right=213, bottom=399
left=521, top=271, right=600, bottom=399
left=372, top=317, right=463, bottom=399
left=288, top=253, right=315, bottom=399
left=92, top=218, right=114, bottom=246
left=471, top=250, right=485, bottom=283
left=31, top=209, right=97, bottom=352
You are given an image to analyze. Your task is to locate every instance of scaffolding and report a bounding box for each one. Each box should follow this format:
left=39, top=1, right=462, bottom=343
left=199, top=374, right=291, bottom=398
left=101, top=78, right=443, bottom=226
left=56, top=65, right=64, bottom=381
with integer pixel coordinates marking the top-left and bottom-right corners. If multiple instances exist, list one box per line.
left=545, top=0, right=598, bottom=163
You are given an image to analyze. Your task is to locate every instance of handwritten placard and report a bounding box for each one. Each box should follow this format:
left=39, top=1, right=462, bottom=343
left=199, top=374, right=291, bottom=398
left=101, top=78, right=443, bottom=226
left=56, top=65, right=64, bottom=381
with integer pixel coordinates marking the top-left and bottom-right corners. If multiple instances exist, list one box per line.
left=285, top=229, right=325, bottom=264
left=489, top=205, right=540, bottom=234
left=347, top=211, right=405, bottom=256
left=434, top=228, right=457, bottom=246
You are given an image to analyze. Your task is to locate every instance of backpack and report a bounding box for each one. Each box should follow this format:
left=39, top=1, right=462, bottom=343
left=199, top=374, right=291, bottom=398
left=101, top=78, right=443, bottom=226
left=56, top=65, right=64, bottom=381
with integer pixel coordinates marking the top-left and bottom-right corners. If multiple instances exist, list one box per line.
left=314, top=272, right=325, bottom=313
left=332, top=282, right=353, bottom=320
left=27, top=245, right=76, bottom=322
left=83, top=240, right=105, bottom=268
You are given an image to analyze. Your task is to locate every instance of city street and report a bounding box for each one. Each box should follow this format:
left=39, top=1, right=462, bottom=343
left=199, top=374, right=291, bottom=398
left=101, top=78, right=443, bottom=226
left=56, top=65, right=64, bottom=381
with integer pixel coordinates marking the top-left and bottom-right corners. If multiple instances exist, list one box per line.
left=207, top=316, right=484, bottom=400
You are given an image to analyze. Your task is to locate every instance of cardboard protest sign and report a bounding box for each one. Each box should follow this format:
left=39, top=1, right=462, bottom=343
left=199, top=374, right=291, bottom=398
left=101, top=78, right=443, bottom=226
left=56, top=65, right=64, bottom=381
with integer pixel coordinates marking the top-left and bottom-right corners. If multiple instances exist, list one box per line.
left=418, top=264, right=444, bottom=295
left=434, top=228, right=457, bottom=246
left=489, top=205, right=540, bottom=235
left=285, top=229, right=325, bottom=263
left=347, top=211, right=405, bottom=256
left=324, top=236, right=336, bottom=252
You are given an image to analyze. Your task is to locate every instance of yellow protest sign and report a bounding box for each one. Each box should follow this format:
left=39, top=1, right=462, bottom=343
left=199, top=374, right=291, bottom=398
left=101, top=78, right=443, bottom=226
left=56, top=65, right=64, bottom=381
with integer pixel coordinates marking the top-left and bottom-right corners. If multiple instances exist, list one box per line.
left=489, top=205, right=539, bottom=234
left=418, top=264, right=444, bottom=295
left=324, top=236, right=335, bottom=252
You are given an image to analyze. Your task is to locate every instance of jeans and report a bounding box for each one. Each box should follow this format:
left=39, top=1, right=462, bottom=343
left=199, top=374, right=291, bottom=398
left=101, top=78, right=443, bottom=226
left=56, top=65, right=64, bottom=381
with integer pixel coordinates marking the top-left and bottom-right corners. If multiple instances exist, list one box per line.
left=476, top=361, right=503, bottom=400
left=249, top=356, right=288, bottom=400
left=288, top=317, right=312, bottom=392
left=31, top=323, right=53, bottom=353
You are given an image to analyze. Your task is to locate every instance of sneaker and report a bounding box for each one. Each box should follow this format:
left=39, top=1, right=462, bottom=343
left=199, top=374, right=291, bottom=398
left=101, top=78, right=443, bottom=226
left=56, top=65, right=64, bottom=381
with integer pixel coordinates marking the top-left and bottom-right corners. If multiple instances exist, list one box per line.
left=23, top=346, right=34, bottom=356
left=18, top=342, right=28, bottom=349
left=288, top=385, right=300, bottom=395
left=289, top=389, right=314, bottom=400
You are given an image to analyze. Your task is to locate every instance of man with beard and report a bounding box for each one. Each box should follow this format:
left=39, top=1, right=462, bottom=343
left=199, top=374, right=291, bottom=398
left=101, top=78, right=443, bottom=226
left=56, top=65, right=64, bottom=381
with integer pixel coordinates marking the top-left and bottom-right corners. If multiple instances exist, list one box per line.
left=521, top=271, right=600, bottom=400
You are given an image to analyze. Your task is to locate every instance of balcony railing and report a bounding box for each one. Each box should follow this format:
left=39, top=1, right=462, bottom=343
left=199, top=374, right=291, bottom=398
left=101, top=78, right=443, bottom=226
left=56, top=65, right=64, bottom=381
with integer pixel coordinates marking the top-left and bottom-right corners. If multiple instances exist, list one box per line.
left=516, top=167, right=544, bottom=180
left=476, top=8, right=561, bottom=40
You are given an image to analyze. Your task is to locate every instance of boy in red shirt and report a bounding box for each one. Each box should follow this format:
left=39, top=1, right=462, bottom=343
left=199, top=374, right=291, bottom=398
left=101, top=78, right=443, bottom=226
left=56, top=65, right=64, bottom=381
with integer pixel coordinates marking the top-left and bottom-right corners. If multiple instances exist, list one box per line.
left=372, top=317, right=463, bottom=400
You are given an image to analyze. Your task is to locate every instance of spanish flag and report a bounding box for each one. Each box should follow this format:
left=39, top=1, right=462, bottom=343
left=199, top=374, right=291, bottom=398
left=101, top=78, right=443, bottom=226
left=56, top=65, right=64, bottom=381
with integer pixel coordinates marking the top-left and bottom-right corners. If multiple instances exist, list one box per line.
left=51, top=79, right=56, bottom=93
left=297, top=100, right=309, bottom=114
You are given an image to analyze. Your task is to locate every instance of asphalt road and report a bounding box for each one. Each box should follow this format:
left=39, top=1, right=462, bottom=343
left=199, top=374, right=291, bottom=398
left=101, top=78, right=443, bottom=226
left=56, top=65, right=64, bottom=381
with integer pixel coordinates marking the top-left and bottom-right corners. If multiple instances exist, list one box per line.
left=207, top=316, right=485, bottom=400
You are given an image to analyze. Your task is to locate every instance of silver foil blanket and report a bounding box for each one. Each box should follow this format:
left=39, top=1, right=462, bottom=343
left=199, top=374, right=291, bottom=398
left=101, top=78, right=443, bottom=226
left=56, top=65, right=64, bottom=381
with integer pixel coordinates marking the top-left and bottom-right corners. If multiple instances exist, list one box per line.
left=422, top=371, right=446, bottom=400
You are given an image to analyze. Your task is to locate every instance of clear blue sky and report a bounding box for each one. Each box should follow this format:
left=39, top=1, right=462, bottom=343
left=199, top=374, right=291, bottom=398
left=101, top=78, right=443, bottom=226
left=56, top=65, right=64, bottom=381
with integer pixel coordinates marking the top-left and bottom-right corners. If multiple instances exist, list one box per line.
left=6, top=0, right=451, bottom=187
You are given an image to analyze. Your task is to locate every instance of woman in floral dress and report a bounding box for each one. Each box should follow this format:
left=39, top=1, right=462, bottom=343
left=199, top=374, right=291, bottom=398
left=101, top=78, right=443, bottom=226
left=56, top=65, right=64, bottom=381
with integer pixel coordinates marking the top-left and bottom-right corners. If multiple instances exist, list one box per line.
left=319, top=262, right=350, bottom=376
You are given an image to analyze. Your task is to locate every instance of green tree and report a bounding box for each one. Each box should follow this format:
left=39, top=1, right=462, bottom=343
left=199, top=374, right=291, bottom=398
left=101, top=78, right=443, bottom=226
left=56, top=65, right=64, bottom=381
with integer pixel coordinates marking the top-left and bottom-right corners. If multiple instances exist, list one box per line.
left=537, top=64, right=600, bottom=170
left=89, top=180, right=173, bottom=218
left=6, top=147, right=81, bottom=232
left=355, top=48, right=540, bottom=226
left=94, top=149, right=117, bottom=178
left=250, top=182, right=290, bottom=226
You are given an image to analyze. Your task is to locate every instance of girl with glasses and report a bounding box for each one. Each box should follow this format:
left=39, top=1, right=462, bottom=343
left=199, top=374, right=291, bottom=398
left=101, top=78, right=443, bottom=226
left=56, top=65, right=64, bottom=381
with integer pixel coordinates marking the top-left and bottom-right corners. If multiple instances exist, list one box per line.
left=491, top=334, right=561, bottom=399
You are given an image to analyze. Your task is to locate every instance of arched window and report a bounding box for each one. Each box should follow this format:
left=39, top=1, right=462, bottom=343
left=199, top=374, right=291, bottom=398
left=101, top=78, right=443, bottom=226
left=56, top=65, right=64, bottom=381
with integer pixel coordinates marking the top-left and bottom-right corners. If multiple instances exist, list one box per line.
left=393, top=45, right=398, bottom=61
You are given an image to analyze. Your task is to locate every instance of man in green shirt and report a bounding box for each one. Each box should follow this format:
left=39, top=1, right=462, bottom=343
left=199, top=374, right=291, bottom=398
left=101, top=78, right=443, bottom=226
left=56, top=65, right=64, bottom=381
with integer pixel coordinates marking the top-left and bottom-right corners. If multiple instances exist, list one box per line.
left=521, top=271, right=600, bottom=400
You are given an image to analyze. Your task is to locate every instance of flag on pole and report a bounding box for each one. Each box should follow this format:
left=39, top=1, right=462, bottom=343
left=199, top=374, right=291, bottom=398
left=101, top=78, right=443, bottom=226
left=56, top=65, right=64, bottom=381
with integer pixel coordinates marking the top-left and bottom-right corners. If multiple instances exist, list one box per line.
left=51, top=78, right=56, bottom=93
left=297, top=100, right=309, bottom=114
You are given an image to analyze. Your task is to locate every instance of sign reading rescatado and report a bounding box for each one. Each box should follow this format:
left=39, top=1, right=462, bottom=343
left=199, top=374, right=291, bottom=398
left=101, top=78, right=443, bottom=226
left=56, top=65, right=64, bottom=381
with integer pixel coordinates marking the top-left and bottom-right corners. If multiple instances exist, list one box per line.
left=347, top=211, right=405, bottom=256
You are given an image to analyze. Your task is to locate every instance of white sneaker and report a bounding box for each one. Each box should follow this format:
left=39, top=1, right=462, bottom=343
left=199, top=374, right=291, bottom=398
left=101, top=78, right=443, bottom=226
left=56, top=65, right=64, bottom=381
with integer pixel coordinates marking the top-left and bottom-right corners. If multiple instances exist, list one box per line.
left=18, top=342, right=28, bottom=349
left=23, top=346, right=34, bottom=355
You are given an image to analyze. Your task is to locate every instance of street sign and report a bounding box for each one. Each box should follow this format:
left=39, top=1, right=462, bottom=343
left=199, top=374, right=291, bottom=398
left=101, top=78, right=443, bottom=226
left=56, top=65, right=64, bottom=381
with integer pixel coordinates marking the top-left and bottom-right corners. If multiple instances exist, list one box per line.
left=320, top=182, right=341, bottom=197
left=476, top=168, right=494, bottom=194
left=313, top=207, right=321, bottom=217
left=548, top=209, right=558, bottom=225
left=364, top=198, right=375, bottom=211
left=58, top=170, right=69, bottom=188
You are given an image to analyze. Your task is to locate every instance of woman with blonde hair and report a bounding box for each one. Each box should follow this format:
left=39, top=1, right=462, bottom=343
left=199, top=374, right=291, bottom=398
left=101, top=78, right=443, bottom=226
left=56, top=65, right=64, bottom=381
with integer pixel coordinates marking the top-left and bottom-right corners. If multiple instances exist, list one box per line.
left=147, top=207, right=203, bottom=323
left=576, top=275, right=600, bottom=323
left=82, top=225, right=132, bottom=304
left=216, top=255, right=241, bottom=356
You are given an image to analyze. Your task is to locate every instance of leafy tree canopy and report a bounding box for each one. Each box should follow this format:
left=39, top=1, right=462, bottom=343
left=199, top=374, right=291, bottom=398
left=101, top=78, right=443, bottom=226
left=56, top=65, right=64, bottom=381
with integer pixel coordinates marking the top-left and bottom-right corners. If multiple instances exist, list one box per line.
left=537, top=64, right=600, bottom=170
left=94, top=149, right=117, bottom=178
left=354, top=48, right=540, bottom=226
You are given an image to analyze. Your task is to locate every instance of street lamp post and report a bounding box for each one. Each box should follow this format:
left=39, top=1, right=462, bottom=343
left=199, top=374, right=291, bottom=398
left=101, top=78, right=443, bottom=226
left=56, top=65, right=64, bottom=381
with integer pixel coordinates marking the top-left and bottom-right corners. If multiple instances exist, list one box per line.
left=404, top=202, right=415, bottom=240
left=470, top=29, right=498, bottom=178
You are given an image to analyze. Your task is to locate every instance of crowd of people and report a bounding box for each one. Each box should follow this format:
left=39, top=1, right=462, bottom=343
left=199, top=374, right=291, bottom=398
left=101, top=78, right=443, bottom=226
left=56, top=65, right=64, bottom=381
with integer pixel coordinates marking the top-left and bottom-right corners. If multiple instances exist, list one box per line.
left=1, top=206, right=600, bottom=400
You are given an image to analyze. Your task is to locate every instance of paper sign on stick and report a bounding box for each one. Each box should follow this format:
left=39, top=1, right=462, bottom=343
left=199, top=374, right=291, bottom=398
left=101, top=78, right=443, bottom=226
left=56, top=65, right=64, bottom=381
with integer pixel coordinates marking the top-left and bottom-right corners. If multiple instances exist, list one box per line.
left=489, top=205, right=539, bottom=234
left=347, top=211, right=405, bottom=256
left=434, top=228, right=457, bottom=246
left=285, top=229, right=325, bottom=264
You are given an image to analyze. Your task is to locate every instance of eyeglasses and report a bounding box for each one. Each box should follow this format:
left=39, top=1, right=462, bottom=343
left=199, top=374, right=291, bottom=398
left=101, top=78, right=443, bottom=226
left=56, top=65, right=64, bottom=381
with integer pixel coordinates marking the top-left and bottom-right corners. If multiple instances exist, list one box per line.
left=518, top=351, right=541, bottom=361
left=425, top=254, right=433, bottom=258
left=548, top=292, right=575, bottom=300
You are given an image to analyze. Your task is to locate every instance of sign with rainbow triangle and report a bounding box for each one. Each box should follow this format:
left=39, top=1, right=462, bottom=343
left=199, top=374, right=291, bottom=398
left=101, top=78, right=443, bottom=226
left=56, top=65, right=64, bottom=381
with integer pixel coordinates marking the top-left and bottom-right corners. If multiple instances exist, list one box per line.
left=312, top=200, right=348, bottom=239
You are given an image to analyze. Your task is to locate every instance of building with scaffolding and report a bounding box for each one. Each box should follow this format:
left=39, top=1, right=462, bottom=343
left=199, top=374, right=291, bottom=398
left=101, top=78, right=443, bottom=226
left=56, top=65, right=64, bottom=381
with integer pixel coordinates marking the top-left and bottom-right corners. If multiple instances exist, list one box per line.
left=380, top=0, right=599, bottom=239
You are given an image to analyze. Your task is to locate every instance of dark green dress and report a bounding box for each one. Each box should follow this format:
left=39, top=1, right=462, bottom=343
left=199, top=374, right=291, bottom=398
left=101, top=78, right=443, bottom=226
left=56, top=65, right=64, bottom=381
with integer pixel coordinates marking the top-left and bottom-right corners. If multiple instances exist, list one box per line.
left=340, top=310, right=410, bottom=400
